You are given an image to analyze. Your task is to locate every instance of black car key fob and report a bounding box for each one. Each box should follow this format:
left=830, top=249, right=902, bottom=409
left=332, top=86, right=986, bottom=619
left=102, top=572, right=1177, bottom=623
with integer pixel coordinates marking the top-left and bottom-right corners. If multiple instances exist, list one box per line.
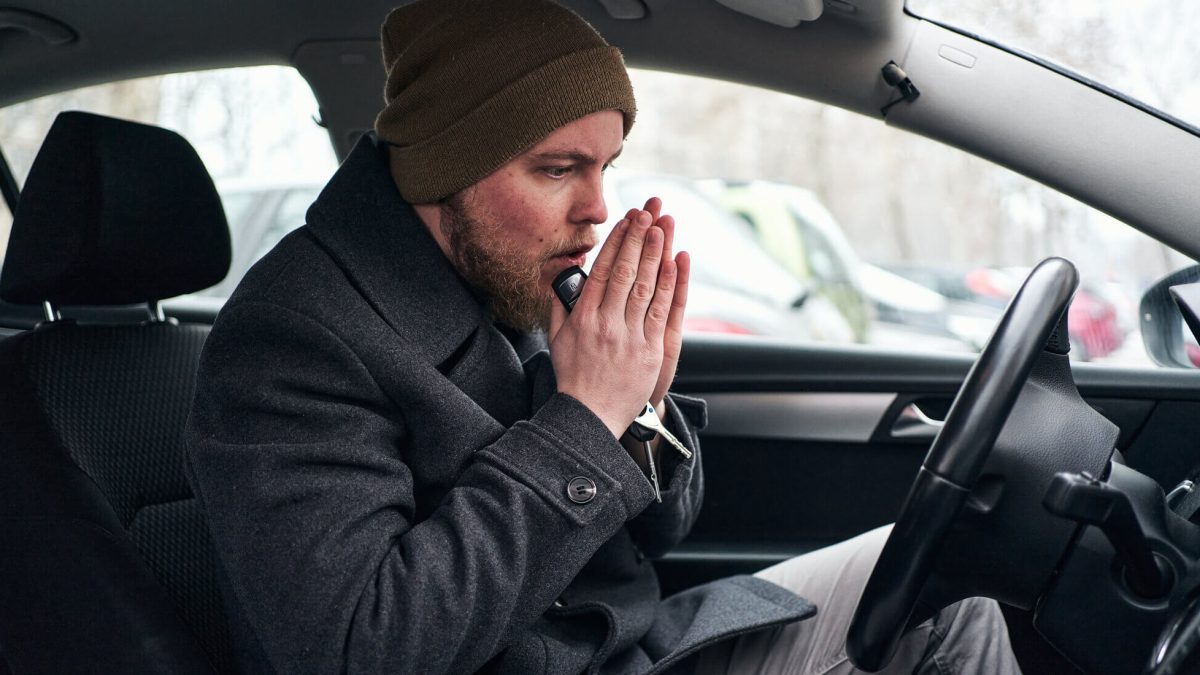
left=552, top=266, right=587, bottom=311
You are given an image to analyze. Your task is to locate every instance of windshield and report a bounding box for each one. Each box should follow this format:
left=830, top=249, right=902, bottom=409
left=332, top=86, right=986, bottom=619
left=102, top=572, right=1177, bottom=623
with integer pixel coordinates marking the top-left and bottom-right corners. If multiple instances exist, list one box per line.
left=907, top=0, right=1200, bottom=131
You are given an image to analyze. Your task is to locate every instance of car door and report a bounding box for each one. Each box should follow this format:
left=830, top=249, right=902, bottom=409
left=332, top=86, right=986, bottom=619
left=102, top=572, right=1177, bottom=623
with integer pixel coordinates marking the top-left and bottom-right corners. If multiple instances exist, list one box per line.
left=655, top=336, right=1199, bottom=597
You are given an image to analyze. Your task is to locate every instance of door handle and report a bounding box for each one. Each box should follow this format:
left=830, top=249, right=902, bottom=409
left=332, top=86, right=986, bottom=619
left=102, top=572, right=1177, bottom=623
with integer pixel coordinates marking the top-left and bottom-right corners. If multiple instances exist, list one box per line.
left=890, top=403, right=945, bottom=439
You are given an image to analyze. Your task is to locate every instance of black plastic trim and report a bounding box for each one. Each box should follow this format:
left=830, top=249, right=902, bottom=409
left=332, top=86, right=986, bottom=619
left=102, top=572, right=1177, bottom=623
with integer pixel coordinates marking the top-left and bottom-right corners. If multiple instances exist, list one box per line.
left=676, top=336, right=1200, bottom=401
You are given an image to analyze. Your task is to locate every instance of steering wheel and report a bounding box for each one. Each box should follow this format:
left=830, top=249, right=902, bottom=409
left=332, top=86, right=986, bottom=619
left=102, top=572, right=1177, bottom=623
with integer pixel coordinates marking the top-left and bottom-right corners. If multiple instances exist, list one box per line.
left=846, top=257, right=1079, bottom=671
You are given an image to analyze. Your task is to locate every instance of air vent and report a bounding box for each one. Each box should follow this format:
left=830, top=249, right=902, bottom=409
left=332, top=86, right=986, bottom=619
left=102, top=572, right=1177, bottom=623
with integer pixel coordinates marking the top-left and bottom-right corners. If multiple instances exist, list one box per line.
left=713, top=0, right=823, bottom=27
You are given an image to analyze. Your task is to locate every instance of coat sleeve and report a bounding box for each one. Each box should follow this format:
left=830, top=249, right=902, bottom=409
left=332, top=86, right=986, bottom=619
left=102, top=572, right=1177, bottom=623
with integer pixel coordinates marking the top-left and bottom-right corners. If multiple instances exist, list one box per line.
left=625, top=393, right=707, bottom=559
left=185, top=301, right=656, bottom=674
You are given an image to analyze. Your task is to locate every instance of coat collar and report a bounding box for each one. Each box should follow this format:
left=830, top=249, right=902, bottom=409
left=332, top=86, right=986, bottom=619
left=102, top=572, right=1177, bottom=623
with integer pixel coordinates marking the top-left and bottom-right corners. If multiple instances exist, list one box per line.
left=304, top=133, right=483, bottom=367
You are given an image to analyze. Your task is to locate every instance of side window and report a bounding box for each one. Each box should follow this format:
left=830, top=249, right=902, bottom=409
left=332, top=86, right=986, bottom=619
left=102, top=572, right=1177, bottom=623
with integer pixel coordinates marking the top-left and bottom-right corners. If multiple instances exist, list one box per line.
left=256, top=187, right=322, bottom=261
left=0, top=66, right=338, bottom=298
left=619, top=68, right=1192, bottom=367
left=0, top=174, right=11, bottom=258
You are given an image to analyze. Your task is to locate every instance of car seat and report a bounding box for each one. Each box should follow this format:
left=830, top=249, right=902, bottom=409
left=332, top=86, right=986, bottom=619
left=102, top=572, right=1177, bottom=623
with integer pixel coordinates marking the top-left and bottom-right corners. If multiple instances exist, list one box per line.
left=0, top=111, right=233, bottom=673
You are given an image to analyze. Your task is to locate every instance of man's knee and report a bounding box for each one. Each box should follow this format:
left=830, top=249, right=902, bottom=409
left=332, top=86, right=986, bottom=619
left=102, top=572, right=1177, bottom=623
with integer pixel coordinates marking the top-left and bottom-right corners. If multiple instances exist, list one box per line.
left=925, top=597, right=1021, bottom=675
left=945, top=596, right=1008, bottom=636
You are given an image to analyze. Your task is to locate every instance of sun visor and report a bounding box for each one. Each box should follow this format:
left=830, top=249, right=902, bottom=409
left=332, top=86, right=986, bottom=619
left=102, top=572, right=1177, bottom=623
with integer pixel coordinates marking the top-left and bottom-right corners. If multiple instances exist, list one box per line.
left=713, top=0, right=824, bottom=27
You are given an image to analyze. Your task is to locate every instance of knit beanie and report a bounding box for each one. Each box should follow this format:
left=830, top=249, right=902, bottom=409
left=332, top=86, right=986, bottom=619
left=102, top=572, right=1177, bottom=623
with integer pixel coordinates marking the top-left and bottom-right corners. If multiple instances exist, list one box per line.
left=374, top=0, right=637, bottom=204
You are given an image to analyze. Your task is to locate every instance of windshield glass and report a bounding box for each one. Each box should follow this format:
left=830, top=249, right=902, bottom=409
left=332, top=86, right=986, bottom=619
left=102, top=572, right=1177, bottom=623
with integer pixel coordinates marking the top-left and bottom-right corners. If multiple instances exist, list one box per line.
left=907, top=0, right=1200, bottom=131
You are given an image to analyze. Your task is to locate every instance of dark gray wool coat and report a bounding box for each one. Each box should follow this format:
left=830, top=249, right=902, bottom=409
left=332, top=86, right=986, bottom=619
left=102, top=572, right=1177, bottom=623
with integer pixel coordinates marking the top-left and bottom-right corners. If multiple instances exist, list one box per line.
left=185, top=133, right=814, bottom=674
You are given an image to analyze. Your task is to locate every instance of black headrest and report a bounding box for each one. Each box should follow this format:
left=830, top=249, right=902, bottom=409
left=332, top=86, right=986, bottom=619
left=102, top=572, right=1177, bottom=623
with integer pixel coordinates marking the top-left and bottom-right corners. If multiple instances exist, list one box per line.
left=0, top=112, right=231, bottom=306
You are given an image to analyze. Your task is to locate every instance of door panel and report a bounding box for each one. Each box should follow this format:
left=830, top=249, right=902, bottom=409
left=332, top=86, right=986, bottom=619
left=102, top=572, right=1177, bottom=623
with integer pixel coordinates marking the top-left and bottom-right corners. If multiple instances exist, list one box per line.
left=656, top=336, right=1200, bottom=596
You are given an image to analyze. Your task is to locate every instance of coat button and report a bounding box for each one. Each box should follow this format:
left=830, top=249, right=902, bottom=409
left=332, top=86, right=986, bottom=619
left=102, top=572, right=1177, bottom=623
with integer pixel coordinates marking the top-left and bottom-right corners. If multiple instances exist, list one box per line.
left=567, top=476, right=597, bottom=504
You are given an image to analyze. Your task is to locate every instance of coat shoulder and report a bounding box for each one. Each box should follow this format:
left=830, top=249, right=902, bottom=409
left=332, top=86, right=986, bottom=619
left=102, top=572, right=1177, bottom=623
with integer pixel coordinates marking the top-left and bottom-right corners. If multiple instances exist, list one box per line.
left=222, top=226, right=350, bottom=319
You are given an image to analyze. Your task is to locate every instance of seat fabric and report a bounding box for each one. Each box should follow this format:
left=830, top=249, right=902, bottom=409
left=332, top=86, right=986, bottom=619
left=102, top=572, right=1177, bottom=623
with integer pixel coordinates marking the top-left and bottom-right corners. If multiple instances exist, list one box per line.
left=0, top=322, right=229, bottom=672
left=0, top=111, right=235, bottom=672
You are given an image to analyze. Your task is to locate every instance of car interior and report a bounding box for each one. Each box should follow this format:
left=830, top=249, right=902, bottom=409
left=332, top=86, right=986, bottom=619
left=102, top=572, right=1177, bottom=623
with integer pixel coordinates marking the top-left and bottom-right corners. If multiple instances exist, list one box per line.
left=3, top=0, right=1200, bottom=673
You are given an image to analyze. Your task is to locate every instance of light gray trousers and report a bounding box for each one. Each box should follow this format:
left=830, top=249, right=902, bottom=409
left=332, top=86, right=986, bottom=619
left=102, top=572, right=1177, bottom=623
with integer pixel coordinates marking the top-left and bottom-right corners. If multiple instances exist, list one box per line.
left=692, top=526, right=1022, bottom=674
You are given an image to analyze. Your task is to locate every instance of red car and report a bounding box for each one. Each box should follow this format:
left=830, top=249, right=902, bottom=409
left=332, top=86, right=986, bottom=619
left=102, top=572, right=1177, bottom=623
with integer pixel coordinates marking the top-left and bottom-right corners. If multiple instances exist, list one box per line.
left=965, top=267, right=1126, bottom=361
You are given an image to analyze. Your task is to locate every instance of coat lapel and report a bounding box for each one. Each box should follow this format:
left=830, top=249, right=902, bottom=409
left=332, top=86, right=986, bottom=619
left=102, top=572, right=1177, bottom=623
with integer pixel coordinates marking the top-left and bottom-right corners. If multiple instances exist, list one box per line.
left=303, top=133, right=481, bottom=369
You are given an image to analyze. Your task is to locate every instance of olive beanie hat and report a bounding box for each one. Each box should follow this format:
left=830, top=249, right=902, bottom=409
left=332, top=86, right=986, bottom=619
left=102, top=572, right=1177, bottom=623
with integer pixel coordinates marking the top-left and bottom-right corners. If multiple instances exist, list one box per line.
left=374, top=0, right=637, bottom=203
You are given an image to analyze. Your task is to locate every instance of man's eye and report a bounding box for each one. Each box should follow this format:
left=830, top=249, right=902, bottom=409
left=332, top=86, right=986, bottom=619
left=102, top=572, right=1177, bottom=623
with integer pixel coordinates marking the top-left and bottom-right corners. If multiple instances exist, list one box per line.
left=602, top=162, right=615, bottom=173
left=544, top=166, right=571, bottom=178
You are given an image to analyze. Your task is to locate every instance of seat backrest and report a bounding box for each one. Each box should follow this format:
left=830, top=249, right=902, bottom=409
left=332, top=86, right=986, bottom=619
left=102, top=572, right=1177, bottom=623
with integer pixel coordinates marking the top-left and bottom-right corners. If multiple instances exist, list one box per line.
left=0, top=111, right=233, bottom=673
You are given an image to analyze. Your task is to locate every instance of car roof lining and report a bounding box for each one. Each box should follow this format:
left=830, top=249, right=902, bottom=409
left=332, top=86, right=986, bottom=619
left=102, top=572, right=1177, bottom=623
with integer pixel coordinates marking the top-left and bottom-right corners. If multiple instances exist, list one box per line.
left=0, top=0, right=908, bottom=116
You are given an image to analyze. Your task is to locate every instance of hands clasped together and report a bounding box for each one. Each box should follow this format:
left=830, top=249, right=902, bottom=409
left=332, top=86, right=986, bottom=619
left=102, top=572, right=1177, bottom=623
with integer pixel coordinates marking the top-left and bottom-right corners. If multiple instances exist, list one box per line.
left=549, top=198, right=691, bottom=440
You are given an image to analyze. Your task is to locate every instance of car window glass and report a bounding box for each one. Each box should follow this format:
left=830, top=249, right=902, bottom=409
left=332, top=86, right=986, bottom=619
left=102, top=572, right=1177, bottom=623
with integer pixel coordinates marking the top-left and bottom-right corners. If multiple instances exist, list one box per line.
left=219, top=192, right=259, bottom=233
left=0, top=194, right=10, bottom=256
left=259, top=188, right=319, bottom=258
left=611, top=175, right=805, bottom=306
left=0, top=65, right=338, bottom=294
left=619, top=68, right=1193, bottom=367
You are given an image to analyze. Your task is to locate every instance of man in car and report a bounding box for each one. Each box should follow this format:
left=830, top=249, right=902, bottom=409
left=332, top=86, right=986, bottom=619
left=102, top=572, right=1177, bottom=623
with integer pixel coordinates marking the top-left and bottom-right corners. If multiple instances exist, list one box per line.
left=186, top=0, right=1020, bottom=672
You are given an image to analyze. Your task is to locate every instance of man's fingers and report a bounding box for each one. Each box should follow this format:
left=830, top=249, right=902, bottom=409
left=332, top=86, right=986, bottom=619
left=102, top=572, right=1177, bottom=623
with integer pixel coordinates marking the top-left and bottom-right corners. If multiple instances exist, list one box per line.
left=600, top=210, right=652, bottom=319
left=643, top=197, right=662, bottom=223
left=578, top=217, right=629, bottom=310
left=635, top=195, right=671, bottom=261
left=665, top=251, right=690, bottom=340
left=657, top=214, right=675, bottom=264
left=646, top=257, right=677, bottom=340
left=626, top=224, right=664, bottom=328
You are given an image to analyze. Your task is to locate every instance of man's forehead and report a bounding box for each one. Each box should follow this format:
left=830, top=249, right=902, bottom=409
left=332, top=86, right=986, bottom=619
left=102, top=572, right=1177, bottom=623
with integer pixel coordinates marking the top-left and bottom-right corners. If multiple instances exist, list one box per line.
left=523, top=110, right=625, bottom=158
left=528, top=144, right=624, bottom=162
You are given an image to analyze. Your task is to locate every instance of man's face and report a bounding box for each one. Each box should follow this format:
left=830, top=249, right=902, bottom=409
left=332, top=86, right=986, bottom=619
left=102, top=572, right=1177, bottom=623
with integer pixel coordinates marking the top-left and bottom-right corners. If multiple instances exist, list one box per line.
left=437, top=110, right=624, bottom=331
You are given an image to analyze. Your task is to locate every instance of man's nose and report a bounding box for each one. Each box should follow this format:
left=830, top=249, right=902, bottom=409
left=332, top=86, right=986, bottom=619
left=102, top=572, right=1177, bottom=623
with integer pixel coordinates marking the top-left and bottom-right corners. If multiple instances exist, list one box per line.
left=573, top=174, right=607, bottom=225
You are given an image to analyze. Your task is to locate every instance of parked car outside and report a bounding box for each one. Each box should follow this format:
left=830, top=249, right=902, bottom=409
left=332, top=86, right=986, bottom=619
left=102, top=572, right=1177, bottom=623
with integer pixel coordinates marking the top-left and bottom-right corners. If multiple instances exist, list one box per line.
left=856, top=263, right=984, bottom=353
left=700, top=179, right=872, bottom=342
left=979, top=267, right=1127, bottom=362
left=607, top=171, right=855, bottom=343
left=893, top=264, right=1129, bottom=361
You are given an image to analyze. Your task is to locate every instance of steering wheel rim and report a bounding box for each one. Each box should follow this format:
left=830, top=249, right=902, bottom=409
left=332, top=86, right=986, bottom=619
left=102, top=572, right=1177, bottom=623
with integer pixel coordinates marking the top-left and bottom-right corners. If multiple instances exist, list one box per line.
left=846, top=257, right=1079, bottom=671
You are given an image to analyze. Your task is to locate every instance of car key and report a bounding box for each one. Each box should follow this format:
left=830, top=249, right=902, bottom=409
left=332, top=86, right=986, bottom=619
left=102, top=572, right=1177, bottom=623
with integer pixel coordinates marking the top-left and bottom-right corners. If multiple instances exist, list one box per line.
left=551, top=265, right=587, bottom=310
left=643, top=440, right=662, bottom=502
left=631, top=403, right=692, bottom=460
